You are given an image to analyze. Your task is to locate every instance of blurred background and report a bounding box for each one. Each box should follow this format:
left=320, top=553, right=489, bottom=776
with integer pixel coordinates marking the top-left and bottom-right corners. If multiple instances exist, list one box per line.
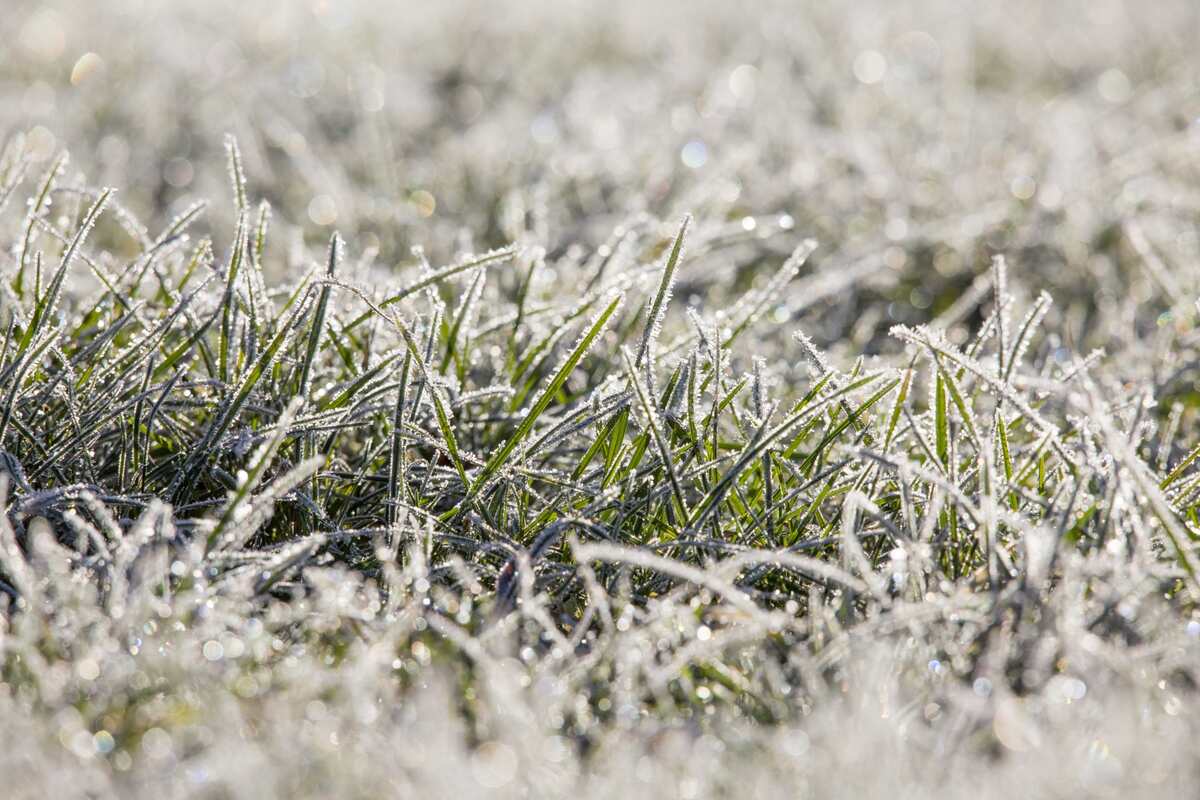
left=3, top=0, right=1200, bottom=359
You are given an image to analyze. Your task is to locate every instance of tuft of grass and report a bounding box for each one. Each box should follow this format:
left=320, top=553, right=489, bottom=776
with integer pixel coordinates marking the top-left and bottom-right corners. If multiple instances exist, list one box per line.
left=3, top=0, right=1200, bottom=796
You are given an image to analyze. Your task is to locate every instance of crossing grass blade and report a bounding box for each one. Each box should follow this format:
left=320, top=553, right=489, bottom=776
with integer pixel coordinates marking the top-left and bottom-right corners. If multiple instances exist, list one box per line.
left=467, top=293, right=623, bottom=502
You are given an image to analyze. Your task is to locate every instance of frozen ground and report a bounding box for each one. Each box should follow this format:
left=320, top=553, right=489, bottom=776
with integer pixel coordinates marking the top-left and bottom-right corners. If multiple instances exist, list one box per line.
left=2, top=0, right=1200, bottom=796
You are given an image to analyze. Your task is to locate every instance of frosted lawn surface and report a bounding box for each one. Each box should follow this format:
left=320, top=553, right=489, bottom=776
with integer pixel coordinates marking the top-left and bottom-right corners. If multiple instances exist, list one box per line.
left=2, top=1, right=1200, bottom=796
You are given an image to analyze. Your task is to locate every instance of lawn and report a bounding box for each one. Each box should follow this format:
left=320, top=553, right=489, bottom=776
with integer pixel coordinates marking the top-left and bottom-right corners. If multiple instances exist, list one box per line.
left=2, top=1, right=1200, bottom=796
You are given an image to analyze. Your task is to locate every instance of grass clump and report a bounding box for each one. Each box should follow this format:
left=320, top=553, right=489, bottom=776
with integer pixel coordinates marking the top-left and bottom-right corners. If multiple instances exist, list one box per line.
left=4, top=0, right=1200, bottom=796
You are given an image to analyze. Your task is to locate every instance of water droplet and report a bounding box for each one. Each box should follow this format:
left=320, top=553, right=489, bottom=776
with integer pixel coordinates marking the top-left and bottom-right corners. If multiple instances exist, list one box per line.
left=853, top=50, right=887, bottom=84
left=681, top=140, right=708, bottom=169
left=1098, top=68, right=1132, bottom=103
left=203, top=640, right=225, bottom=661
